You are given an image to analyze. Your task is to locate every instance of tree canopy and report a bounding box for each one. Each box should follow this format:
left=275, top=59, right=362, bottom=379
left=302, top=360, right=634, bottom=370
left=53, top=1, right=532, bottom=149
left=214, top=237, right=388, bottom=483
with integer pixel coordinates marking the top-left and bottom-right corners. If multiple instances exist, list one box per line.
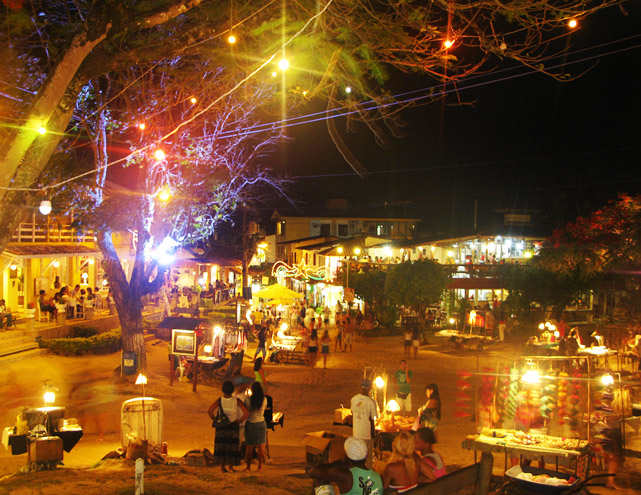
left=385, top=259, right=450, bottom=328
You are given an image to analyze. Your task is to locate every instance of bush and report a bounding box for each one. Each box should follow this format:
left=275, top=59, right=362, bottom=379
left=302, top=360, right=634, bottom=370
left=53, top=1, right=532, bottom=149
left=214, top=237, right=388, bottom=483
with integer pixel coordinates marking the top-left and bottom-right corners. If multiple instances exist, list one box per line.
left=39, top=328, right=122, bottom=355
left=70, top=325, right=99, bottom=338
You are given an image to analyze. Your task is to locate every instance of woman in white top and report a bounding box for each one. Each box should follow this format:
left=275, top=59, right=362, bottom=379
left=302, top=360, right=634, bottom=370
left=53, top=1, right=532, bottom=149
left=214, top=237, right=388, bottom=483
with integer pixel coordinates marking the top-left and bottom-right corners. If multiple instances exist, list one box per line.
left=244, top=382, right=268, bottom=471
left=208, top=381, right=249, bottom=472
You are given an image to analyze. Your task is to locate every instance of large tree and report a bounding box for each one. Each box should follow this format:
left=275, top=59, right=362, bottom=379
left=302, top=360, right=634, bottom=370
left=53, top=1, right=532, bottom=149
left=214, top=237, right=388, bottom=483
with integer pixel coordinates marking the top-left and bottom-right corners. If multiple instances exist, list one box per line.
left=385, top=259, right=450, bottom=331
left=0, top=0, right=625, bottom=250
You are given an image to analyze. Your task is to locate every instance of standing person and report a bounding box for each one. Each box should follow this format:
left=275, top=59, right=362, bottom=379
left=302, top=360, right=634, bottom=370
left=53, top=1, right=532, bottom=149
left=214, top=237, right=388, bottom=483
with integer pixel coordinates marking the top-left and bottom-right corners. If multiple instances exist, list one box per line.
left=355, top=309, right=364, bottom=332
left=244, top=382, right=268, bottom=472
left=320, top=330, right=331, bottom=369
left=323, top=306, right=331, bottom=328
left=417, top=384, right=441, bottom=432
left=307, top=329, right=319, bottom=368
left=335, top=315, right=344, bottom=352
left=393, top=360, right=413, bottom=417
left=414, top=427, right=446, bottom=479
left=254, top=325, right=268, bottom=363
left=382, top=431, right=435, bottom=493
left=403, top=328, right=413, bottom=359
left=309, top=436, right=384, bottom=495
left=253, top=357, right=268, bottom=388
left=208, top=381, right=249, bottom=473
left=411, top=328, right=420, bottom=359
left=344, top=317, right=354, bottom=352
left=350, top=379, right=378, bottom=468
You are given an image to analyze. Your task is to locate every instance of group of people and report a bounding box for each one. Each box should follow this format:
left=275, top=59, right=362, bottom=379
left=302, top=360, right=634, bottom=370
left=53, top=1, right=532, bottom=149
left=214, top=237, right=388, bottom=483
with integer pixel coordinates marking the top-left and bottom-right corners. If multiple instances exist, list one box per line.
left=310, top=428, right=445, bottom=495
left=342, top=375, right=443, bottom=493
left=207, top=380, right=269, bottom=473
left=38, top=285, right=102, bottom=320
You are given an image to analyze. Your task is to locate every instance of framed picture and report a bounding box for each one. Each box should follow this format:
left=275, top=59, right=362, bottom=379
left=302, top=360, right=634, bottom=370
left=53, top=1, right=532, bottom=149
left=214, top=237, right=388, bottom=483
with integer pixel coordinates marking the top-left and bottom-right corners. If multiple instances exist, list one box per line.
left=171, top=329, right=196, bottom=357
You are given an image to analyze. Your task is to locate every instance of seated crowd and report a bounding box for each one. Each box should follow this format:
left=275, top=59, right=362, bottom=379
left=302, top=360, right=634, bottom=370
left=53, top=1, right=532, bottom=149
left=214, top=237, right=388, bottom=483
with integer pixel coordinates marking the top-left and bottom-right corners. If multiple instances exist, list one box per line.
left=311, top=428, right=445, bottom=495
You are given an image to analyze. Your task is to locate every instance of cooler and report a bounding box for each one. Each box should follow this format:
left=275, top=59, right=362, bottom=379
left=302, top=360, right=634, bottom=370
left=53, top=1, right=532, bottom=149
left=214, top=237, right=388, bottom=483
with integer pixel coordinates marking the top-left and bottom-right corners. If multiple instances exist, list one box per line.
left=121, top=397, right=163, bottom=448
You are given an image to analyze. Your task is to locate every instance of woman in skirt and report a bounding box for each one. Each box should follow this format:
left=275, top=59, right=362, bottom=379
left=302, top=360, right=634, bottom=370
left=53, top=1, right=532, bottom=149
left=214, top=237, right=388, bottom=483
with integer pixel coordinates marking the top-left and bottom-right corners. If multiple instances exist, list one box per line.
left=208, top=381, right=249, bottom=472
left=244, top=381, right=268, bottom=471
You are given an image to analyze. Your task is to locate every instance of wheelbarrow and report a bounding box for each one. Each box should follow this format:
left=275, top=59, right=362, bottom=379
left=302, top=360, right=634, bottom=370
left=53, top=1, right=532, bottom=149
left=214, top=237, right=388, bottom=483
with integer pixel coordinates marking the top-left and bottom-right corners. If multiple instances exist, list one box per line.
left=502, top=465, right=615, bottom=495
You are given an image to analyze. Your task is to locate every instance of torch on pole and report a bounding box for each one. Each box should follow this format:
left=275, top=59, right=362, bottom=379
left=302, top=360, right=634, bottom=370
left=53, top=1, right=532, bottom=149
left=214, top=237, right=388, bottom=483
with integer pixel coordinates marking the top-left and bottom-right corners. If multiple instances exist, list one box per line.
left=135, top=373, right=148, bottom=441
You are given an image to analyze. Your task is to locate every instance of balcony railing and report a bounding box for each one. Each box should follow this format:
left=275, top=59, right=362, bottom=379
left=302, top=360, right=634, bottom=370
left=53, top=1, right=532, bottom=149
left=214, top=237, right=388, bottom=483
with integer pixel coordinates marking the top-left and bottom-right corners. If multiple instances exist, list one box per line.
left=10, top=213, right=95, bottom=243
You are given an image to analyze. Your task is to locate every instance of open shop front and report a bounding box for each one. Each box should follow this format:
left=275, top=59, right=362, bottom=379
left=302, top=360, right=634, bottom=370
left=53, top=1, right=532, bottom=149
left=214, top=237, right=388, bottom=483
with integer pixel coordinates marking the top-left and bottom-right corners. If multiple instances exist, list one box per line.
left=462, top=353, right=630, bottom=492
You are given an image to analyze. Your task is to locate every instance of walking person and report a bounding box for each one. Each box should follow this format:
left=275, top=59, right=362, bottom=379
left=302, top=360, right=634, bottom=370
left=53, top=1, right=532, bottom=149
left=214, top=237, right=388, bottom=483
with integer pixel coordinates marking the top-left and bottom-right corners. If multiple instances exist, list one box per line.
left=344, top=317, right=354, bottom=352
left=411, top=328, right=420, bottom=359
left=244, top=382, right=268, bottom=472
left=403, top=327, right=413, bottom=359
left=320, top=329, right=331, bottom=369
left=335, top=315, right=344, bottom=352
left=307, top=329, right=319, bottom=368
left=254, top=325, right=268, bottom=363
left=208, top=381, right=249, bottom=473
left=253, top=357, right=268, bottom=389
left=417, top=383, right=441, bottom=432
left=393, top=360, right=413, bottom=416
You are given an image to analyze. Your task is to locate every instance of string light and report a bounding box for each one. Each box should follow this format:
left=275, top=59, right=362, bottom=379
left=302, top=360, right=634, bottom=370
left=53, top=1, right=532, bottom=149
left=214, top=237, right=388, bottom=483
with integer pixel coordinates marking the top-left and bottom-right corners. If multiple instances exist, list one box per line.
left=38, top=126, right=47, bottom=135
left=444, top=39, right=454, bottom=49
left=157, top=187, right=171, bottom=201
left=345, top=86, right=352, bottom=94
left=3, top=15, right=635, bottom=195
left=190, top=97, right=197, bottom=104
left=138, top=123, right=146, bottom=130
left=278, top=58, right=289, bottom=71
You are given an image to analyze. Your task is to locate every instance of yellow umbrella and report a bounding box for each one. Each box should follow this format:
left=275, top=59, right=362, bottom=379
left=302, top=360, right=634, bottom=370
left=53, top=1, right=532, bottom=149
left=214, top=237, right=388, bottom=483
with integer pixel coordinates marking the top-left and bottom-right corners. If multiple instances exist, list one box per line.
left=253, top=283, right=303, bottom=300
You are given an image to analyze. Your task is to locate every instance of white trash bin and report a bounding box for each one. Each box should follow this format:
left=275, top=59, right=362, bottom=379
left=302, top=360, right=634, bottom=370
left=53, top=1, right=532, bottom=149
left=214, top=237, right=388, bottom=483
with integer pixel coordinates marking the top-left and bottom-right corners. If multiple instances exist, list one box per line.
left=121, top=397, right=163, bottom=449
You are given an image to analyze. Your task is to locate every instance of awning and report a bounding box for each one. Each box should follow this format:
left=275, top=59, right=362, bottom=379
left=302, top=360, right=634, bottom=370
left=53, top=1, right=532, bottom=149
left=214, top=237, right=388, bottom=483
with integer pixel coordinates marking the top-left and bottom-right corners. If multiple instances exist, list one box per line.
left=156, top=316, right=208, bottom=330
left=3, top=244, right=100, bottom=259
left=447, top=278, right=504, bottom=290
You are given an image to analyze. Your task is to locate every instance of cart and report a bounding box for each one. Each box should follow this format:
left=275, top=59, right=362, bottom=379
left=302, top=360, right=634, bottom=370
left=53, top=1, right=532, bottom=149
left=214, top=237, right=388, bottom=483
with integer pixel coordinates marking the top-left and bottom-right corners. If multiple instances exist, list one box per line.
left=27, top=434, right=63, bottom=472
left=500, top=465, right=614, bottom=495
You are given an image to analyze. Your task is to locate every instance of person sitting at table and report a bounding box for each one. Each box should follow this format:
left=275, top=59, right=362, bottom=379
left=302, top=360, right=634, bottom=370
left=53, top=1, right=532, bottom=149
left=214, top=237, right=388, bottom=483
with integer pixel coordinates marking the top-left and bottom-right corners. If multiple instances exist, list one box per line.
left=0, top=299, right=13, bottom=329
left=38, top=290, right=56, bottom=318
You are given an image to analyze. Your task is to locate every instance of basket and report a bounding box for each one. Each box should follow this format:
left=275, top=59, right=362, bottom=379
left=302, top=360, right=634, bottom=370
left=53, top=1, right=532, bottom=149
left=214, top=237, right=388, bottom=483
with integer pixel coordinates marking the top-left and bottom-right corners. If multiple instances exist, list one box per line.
left=505, top=465, right=579, bottom=494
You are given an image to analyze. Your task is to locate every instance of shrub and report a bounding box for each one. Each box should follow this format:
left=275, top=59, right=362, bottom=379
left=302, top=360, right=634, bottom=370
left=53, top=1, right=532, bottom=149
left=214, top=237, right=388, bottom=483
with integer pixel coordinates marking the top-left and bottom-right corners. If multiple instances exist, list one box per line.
left=39, top=328, right=122, bottom=355
left=70, top=325, right=99, bottom=338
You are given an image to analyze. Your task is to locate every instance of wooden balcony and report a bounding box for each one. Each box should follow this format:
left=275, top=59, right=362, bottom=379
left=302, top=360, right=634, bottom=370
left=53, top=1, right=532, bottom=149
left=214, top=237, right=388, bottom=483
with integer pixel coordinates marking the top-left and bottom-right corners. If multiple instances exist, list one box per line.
left=10, top=214, right=95, bottom=243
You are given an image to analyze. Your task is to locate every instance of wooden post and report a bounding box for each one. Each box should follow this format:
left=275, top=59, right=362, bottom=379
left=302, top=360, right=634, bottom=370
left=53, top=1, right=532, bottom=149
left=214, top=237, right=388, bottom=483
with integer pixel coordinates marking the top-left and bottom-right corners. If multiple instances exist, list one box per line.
left=193, top=335, right=199, bottom=393
left=169, top=354, right=174, bottom=386
left=476, top=452, right=493, bottom=495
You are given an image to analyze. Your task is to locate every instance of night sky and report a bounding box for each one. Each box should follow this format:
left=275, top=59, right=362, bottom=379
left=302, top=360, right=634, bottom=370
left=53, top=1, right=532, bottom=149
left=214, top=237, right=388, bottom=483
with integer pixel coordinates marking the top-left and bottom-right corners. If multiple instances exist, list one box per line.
left=273, top=3, right=641, bottom=237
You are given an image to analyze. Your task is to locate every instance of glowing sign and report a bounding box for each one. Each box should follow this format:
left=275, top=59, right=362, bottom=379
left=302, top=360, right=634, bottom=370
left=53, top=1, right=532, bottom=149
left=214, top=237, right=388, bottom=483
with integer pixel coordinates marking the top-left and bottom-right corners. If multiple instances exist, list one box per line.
left=272, top=260, right=328, bottom=281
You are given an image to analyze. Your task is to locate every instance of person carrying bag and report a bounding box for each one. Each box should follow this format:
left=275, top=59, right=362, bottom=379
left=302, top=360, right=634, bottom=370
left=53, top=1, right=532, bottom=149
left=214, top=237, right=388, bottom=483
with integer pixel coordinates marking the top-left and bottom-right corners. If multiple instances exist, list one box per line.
left=208, top=381, right=249, bottom=472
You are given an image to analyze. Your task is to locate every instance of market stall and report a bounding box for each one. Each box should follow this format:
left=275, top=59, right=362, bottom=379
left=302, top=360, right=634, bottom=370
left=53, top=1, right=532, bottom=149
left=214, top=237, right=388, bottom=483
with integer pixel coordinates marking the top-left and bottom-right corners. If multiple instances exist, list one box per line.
left=2, top=392, right=83, bottom=471
left=463, top=353, right=627, bottom=483
left=434, top=329, right=495, bottom=350
left=269, top=323, right=304, bottom=364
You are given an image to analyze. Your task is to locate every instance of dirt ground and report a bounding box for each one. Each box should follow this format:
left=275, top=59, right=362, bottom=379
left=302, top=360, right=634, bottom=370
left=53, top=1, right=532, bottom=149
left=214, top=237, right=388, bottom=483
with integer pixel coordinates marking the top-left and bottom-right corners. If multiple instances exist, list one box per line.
left=1, top=331, right=640, bottom=495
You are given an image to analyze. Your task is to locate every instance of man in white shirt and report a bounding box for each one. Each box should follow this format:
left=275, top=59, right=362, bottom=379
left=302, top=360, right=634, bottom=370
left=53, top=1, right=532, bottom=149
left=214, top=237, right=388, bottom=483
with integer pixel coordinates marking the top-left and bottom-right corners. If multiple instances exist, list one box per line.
left=350, top=379, right=378, bottom=468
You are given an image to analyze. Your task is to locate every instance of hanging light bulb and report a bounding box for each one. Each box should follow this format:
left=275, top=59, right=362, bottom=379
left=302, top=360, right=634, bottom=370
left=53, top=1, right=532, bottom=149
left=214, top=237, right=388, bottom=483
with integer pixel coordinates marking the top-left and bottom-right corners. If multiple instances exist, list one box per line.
left=138, top=123, right=146, bottom=130
left=227, top=34, right=237, bottom=44
left=443, top=39, right=454, bottom=49
left=568, top=19, right=578, bottom=28
left=39, top=200, right=52, bottom=215
left=190, top=97, right=197, bottom=104
left=154, top=149, right=166, bottom=161
left=38, top=126, right=47, bottom=135
left=278, top=58, right=289, bottom=71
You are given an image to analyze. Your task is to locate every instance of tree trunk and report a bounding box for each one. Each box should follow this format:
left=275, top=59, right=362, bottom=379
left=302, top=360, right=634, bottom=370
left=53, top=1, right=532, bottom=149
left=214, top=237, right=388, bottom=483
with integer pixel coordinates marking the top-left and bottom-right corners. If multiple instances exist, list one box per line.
left=97, top=230, right=147, bottom=372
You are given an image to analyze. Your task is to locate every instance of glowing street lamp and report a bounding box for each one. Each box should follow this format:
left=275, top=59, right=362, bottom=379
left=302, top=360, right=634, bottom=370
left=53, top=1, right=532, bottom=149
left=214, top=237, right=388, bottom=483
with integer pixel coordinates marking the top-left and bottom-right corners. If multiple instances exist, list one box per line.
left=568, top=19, right=578, bottom=28
left=278, top=58, right=289, bottom=71
left=39, top=200, right=52, bottom=215
left=154, top=149, right=166, bottom=161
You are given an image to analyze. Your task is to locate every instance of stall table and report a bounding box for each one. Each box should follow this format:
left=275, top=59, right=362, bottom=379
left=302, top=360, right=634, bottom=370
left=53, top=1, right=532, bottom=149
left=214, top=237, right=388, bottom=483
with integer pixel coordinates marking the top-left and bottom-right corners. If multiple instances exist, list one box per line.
left=434, top=330, right=494, bottom=350
left=270, top=336, right=304, bottom=364
left=3, top=425, right=83, bottom=455
left=462, top=433, right=591, bottom=479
